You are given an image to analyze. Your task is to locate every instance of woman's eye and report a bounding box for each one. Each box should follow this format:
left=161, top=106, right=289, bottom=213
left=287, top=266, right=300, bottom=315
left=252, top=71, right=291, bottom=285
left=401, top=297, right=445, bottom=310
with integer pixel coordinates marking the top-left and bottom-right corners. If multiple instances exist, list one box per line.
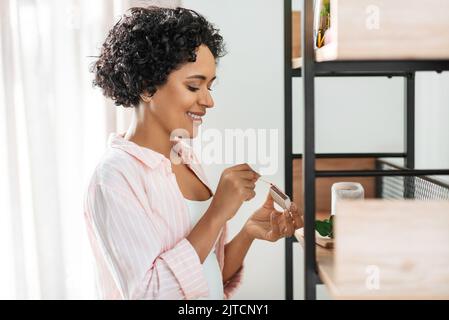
left=187, top=86, right=199, bottom=92
left=187, top=85, right=213, bottom=92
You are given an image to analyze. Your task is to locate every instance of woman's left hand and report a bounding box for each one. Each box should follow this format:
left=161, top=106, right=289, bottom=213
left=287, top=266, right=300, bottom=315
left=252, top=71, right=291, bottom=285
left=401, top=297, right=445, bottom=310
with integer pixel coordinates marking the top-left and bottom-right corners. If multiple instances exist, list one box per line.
left=244, top=191, right=303, bottom=242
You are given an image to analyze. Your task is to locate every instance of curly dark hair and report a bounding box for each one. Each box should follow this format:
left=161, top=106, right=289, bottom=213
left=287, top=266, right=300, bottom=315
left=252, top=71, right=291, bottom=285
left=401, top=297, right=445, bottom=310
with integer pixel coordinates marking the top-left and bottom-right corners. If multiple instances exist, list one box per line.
left=91, top=6, right=226, bottom=108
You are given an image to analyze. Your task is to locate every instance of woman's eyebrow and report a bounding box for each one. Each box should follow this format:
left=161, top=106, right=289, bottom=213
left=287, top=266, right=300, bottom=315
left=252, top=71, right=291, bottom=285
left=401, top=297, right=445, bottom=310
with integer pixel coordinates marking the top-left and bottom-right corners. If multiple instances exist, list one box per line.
left=186, top=74, right=217, bottom=82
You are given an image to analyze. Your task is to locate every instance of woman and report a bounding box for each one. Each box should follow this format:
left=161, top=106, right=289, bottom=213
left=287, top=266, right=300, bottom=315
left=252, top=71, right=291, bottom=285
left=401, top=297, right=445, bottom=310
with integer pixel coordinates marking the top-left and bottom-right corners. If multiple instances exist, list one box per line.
left=84, top=6, right=302, bottom=300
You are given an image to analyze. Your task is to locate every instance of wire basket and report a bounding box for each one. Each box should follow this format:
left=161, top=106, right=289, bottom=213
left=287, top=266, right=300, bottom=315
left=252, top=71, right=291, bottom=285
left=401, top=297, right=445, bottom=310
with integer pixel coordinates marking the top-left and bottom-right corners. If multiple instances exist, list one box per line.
left=377, top=160, right=449, bottom=200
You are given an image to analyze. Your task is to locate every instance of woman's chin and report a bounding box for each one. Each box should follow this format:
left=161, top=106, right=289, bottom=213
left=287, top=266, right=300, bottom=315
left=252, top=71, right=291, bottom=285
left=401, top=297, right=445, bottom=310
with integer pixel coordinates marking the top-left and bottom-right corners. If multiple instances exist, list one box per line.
left=182, top=115, right=202, bottom=139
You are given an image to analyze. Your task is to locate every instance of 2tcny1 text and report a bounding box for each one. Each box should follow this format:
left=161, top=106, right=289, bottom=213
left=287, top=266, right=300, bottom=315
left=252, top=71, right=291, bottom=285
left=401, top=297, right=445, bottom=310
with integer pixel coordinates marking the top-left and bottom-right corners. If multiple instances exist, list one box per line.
left=178, top=304, right=269, bottom=317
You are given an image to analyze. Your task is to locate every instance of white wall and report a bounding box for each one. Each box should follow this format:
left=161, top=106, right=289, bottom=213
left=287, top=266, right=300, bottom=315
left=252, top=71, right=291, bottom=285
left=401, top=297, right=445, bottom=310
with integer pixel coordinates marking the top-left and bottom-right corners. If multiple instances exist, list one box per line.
left=415, top=72, right=449, bottom=184
left=293, top=77, right=404, bottom=154
left=181, top=0, right=449, bottom=300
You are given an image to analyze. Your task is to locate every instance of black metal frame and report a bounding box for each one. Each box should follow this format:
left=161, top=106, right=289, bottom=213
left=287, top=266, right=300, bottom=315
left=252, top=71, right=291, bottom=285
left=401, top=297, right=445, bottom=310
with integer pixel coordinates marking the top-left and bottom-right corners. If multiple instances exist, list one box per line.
left=377, top=159, right=449, bottom=190
left=284, top=0, right=449, bottom=300
left=284, top=0, right=294, bottom=301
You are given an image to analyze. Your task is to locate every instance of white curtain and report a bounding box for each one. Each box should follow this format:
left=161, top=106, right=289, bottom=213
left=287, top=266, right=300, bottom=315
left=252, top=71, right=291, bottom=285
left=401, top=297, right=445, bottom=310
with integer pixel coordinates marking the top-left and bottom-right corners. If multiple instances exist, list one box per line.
left=0, top=0, right=179, bottom=300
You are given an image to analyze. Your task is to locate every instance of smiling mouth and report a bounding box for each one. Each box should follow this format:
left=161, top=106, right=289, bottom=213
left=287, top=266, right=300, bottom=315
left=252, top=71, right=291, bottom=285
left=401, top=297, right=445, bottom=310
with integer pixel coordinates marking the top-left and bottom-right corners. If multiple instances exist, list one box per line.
left=186, top=111, right=203, bottom=124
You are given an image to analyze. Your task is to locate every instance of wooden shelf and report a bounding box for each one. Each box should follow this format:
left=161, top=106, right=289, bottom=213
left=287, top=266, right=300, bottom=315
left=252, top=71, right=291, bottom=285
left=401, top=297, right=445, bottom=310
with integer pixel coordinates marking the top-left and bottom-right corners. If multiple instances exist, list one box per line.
left=294, top=227, right=336, bottom=294
left=295, top=211, right=336, bottom=292
left=296, top=200, right=449, bottom=299
left=316, top=0, right=449, bottom=62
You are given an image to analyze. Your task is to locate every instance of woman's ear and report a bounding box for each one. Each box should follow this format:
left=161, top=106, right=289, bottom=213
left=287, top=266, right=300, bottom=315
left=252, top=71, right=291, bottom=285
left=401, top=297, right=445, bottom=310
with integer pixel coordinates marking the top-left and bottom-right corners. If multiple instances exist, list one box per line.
left=140, top=93, right=153, bottom=103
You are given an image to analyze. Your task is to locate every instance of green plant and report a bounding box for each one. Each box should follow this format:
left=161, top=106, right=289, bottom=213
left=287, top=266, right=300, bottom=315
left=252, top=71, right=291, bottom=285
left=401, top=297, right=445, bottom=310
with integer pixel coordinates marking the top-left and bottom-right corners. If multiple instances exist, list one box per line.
left=315, top=215, right=334, bottom=238
left=316, top=0, right=330, bottom=47
left=320, top=0, right=330, bottom=17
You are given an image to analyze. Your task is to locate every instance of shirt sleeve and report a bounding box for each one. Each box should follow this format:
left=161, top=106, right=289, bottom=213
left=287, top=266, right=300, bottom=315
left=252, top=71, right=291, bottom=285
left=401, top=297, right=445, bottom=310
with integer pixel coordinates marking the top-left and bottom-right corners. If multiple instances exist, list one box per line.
left=89, top=183, right=209, bottom=300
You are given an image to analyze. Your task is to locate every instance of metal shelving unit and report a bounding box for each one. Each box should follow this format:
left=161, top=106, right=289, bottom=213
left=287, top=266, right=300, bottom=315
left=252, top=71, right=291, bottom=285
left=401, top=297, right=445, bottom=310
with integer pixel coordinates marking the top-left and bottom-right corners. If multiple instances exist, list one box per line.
left=284, top=0, right=449, bottom=300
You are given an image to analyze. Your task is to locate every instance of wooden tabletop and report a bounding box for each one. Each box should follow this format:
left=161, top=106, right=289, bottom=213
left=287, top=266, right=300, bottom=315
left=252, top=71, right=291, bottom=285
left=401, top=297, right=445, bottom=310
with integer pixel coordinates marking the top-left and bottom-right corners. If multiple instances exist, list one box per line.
left=296, top=201, right=449, bottom=299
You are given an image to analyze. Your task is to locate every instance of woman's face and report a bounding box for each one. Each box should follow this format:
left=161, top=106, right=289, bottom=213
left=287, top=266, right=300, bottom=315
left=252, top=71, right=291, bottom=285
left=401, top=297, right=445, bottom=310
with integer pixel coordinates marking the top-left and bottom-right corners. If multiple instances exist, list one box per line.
left=147, top=44, right=216, bottom=139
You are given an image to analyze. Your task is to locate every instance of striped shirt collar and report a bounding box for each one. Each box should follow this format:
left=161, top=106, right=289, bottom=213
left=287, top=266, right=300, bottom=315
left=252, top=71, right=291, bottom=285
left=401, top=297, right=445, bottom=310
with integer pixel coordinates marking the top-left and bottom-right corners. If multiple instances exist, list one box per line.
left=108, top=133, right=195, bottom=170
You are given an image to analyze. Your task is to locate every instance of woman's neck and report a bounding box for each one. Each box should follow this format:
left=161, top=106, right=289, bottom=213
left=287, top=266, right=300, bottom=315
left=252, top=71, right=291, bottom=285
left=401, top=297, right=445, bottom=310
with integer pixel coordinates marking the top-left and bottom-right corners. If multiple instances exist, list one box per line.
left=124, top=106, right=174, bottom=160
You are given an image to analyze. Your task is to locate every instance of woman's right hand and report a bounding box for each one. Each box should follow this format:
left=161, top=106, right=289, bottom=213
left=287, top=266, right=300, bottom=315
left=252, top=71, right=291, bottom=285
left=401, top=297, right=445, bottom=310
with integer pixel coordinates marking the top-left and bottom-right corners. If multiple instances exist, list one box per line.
left=209, top=163, right=260, bottom=222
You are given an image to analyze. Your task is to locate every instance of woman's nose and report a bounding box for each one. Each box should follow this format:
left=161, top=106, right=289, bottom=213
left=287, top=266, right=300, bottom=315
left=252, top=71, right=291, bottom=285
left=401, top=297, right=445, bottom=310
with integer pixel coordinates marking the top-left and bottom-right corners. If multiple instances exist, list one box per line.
left=199, top=90, right=214, bottom=109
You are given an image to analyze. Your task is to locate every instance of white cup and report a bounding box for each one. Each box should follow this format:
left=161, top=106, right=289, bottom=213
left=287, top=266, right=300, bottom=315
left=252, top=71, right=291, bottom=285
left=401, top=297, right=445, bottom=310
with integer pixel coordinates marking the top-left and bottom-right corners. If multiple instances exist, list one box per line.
left=331, top=182, right=365, bottom=216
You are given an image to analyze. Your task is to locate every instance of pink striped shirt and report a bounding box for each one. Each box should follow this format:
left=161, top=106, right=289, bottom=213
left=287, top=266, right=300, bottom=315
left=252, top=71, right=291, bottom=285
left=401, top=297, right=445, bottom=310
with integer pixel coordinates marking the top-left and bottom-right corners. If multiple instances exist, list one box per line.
left=84, top=133, right=243, bottom=300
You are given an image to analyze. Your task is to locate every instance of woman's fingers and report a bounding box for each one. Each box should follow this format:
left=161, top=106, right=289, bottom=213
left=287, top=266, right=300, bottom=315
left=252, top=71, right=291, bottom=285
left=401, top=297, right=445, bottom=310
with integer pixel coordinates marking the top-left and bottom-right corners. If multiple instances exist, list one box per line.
left=243, top=181, right=256, bottom=189
left=237, top=170, right=260, bottom=181
left=242, top=188, right=256, bottom=201
left=283, top=209, right=295, bottom=237
left=267, top=202, right=303, bottom=242
left=231, top=163, right=260, bottom=180
left=269, top=209, right=295, bottom=240
left=269, top=211, right=282, bottom=241
left=232, top=163, right=256, bottom=171
left=278, top=209, right=294, bottom=238
left=289, top=202, right=303, bottom=229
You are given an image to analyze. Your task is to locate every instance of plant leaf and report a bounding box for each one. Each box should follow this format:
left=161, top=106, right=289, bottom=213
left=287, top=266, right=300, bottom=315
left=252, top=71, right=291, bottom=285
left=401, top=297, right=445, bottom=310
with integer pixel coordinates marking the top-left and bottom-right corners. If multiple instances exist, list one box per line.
left=315, top=219, right=332, bottom=237
left=329, top=215, right=334, bottom=238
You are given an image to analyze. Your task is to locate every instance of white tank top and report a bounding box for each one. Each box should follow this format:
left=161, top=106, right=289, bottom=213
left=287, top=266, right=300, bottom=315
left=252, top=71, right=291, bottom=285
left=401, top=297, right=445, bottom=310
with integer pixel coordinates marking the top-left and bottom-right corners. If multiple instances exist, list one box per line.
left=184, top=196, right=224, bottom=300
